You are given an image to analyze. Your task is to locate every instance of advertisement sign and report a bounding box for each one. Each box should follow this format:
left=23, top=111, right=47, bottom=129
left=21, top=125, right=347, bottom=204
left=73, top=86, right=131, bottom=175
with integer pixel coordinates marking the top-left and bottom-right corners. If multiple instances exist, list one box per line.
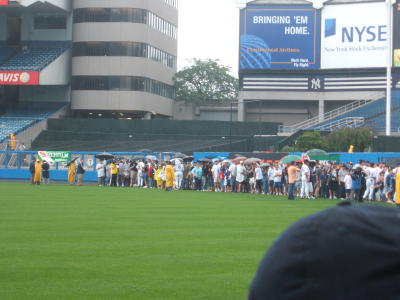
left=37, top=151, right=71, bottom=164
left=240, top=5, right=320, bottom=70
left=321, top=2, right=388, bottom=69
left=394, top=3, right=400, bottom=67
left=0, top=0, right=8, bottom=5
left=0, top=71, right=39, bottom=85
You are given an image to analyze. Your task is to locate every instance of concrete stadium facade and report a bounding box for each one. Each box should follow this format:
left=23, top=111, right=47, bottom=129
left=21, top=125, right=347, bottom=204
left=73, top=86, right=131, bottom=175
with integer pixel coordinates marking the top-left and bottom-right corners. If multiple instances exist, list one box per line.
left=71, top=0, right=178, bottom=119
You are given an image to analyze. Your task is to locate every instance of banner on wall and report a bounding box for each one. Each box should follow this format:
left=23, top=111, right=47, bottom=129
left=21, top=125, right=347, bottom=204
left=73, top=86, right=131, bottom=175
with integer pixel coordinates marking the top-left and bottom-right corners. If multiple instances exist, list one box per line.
left=0, top=0, right=9, bottom=5
left=0, top=71, right=39, bottom=85
left=37, top=151, right=71, bottom=164
left=240, top=5, right=320, bottom=70
left=321, top=2, right=388, bottom=69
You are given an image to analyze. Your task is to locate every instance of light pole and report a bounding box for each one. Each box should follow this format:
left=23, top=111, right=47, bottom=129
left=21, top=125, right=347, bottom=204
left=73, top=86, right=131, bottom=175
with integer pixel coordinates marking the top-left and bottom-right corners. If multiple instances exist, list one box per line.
left=229, top=101, right=238, bottom=151
left=386, top=0, right=394, bottom=136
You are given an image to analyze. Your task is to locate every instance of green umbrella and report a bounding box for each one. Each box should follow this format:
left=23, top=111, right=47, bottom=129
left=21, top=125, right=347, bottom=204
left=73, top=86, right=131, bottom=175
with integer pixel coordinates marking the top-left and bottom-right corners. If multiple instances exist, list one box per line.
left=280, top=155, right=301, bottom=164
left=305, top=149, right=328, bottom=157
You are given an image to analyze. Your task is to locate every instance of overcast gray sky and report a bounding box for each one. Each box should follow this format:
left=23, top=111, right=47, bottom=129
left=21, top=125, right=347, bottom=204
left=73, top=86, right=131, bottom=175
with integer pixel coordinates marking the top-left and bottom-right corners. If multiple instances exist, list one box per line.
left=177, top=0, right=240, bottom=77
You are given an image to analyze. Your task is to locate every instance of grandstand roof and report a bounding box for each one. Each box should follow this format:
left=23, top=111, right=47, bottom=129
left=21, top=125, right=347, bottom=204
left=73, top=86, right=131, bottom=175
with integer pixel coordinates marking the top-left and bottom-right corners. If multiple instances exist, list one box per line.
left=3, top=0, right=70, bottom=11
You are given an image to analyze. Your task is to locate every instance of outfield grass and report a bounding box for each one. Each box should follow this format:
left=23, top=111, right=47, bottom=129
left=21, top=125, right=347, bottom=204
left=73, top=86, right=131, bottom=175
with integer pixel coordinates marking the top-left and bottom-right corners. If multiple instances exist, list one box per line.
left=0, top=183, right=339, bottom=300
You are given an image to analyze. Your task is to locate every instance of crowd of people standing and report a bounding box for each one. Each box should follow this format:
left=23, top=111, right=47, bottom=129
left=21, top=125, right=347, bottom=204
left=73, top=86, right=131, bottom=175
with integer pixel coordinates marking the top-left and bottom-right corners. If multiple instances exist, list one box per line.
left=93, top=158, right=399, bottom=204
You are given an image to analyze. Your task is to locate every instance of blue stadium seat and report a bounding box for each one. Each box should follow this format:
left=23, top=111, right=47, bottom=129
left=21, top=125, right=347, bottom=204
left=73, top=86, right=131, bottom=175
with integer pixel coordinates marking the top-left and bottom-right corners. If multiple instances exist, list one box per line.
left=0, top=102, right=67, bottom=143
left=0, top=42, right=70, bottom=72
left=313, top=91, right=400, bottom=132
left=0, top=47, right=17, bottom=63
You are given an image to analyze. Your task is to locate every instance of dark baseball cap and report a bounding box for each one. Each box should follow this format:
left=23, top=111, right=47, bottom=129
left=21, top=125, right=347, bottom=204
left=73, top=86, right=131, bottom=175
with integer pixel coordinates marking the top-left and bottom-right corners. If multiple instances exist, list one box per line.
left=249, top=203, right=400, bottom=300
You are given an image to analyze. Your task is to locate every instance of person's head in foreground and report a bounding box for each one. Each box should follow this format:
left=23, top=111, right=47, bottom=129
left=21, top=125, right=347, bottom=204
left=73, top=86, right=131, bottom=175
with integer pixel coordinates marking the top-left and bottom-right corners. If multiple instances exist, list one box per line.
left=249, top=202, right=400, bottom=300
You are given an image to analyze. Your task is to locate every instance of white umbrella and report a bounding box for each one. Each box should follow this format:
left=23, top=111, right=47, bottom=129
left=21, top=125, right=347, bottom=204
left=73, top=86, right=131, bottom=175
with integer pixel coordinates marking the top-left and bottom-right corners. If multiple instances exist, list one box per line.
left=244, top=157, right=261, bottom=164
left=171, top=158, right=183, bottom=164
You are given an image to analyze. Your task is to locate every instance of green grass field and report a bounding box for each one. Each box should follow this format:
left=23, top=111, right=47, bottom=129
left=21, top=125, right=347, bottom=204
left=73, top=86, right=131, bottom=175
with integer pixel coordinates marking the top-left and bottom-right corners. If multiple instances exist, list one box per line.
left=0, top=183, right=339, bottom=300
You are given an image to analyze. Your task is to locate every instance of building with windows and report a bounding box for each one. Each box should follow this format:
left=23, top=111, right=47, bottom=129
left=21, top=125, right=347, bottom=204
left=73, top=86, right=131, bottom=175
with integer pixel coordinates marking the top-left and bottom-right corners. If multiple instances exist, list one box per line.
left=0, top=0, right=178, bottom=121
left=71, top=0, right=178, bottom=119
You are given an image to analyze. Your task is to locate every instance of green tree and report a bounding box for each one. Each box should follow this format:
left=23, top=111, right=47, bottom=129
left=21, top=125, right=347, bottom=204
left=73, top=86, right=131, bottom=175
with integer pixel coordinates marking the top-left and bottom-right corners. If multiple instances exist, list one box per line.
left=295, top=131, right=326, bottom=152
left=174, top=58, right=238, bottom=102
left=281, top=145, right=298, bottom=152
left=324, top=128, right=372, bottom=152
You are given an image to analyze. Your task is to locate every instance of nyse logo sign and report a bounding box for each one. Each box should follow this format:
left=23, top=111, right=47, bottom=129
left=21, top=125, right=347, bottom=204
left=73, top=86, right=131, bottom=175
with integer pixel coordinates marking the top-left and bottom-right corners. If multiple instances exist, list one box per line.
left=321, top=2, right=388, bottom=69
left=308, top=77, right=324, bottom=91
left=324, top=18, right=387, bottom=43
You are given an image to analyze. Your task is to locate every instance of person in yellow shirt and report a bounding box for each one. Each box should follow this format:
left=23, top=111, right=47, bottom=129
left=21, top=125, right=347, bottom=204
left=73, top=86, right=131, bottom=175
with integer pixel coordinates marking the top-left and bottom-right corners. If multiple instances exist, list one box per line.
left=395, top=167, right=400, bottom=208
left=33, top=160, right=42, bottom=184
left=9, top=133, right=16, bottom=151
left=110, top=161, right=118, bottom=187
left=165, top=161, right=175, bottom=191
left=68, top=161, right=76, bottom=185
left=155, top=165, right=163, bottom=189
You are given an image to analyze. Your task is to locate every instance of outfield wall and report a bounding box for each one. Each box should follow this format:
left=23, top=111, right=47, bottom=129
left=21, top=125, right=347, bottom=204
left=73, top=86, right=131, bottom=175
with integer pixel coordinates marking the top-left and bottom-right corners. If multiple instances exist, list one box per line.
left=2, top=150, right=400, bottom=183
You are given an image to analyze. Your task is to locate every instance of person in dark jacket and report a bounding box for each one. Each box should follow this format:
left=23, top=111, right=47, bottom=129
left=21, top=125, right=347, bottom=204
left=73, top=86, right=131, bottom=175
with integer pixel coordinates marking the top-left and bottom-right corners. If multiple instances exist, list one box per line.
left=76, top=159, right=85, bottom=186
left=29, top=158, right=36, bottom=184
left=41, top=160, right=50, bottom=184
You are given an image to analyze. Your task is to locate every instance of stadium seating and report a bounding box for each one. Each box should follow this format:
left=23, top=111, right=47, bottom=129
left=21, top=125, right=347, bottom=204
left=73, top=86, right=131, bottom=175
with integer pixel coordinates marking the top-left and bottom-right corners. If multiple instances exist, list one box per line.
left=31, top=119, right=276, bottom=153
left=0, top=103, right=67, bottom=143
left=31, top=130, right=252, bottom=153
left=0, top=42, right=70, bottom=71
left=313, top=91, right=400, bottom=132
left=0, top=47, right=17, bottom=63
left=365, top=106, right=400, bottom=132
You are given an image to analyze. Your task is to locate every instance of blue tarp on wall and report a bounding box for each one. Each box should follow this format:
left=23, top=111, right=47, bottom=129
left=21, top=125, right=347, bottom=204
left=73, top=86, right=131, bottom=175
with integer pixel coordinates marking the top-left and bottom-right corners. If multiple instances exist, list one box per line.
left=2, top=151, right=400, bottom=183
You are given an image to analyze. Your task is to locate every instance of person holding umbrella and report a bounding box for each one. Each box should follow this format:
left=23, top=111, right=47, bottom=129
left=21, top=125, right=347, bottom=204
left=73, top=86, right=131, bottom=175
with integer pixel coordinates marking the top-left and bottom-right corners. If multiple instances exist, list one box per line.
left=33, top=159, right=42, bottom=185
left=96, top=159, right=105, bottom=186
left=67, top=158, right=77, bottom=185
left=76, top=159, right=85, bottom=186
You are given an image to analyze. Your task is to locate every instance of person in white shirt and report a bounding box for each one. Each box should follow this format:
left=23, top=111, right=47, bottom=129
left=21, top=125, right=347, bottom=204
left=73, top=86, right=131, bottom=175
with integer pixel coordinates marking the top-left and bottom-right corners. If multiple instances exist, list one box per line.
left=267, top=166, right=275, bottom=195
left=236, top=161, right=246, bottom=193
left=212, top=162, right=221, bottom=191
left=96, top=160, right=105, bottom=186
left=229, top=162, right=237, bottom=192
left=273, top=165, right=282, bottom=195
left=300, top=160, right=311, bottom=198
left=343, top=170, right=352, bottom=201
left=363, top=162, right=376, bottom=201
left=174, top=160, right=184, bottom=190
left=137, top=160, right=145, bottom=187
left=255, top=164, right=263, bottom=194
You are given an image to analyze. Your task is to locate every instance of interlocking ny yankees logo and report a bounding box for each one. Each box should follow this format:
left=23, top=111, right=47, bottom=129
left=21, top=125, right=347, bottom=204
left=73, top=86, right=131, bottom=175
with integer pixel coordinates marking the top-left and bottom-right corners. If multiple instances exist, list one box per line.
left=308, top=77, right=324, bottom=90
left=311, top=78, right=321, bottom=90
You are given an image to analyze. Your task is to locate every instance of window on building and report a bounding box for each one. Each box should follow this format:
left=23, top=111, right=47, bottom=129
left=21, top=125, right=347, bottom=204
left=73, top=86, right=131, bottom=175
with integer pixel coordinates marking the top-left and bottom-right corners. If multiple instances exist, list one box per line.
left=74, top=8, right=177, bottom=39
left=72, top=76, right=175, bottom=99
left=34, top=15, right=67, bottom=29
left=73, top=42, right=176, bottom=68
